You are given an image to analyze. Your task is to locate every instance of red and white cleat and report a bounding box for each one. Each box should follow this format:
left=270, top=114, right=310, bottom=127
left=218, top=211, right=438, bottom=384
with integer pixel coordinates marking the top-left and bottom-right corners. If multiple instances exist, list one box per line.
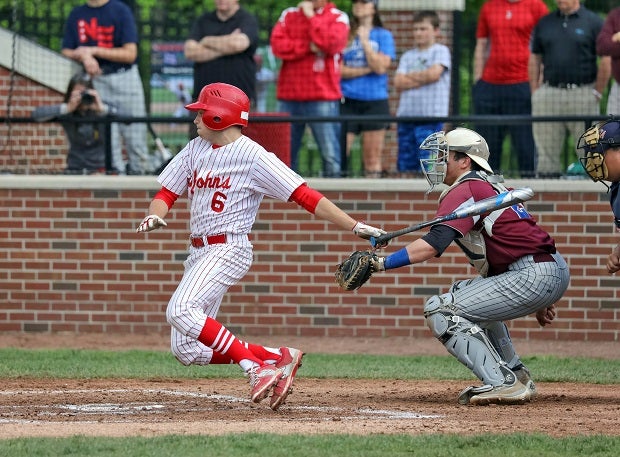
left=247, top=364, right=283, bottom=403
left=270, top=347, right=304, bottom=411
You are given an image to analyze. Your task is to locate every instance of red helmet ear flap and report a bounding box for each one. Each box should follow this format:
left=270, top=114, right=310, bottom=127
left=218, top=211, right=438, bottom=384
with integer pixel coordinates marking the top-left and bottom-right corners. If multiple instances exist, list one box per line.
left=185, top=83, right=250, bottom=130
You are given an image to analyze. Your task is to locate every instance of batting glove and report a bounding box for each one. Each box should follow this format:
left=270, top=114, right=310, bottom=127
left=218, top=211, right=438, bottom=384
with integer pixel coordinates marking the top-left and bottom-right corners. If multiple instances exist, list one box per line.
left=352, top=222, right=389, bottom=248
left=136, top=215, right=167, bottom=233
left=352, top=221, right=384, bottom=239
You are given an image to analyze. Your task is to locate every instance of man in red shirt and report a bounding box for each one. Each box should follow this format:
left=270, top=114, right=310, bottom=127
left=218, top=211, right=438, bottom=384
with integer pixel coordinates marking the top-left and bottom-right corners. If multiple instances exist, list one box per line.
left=369, top=128, right=569, bottom=405
left=473, top=0, right=548, bottom=178
left=270, top=1, right=349, bottom=177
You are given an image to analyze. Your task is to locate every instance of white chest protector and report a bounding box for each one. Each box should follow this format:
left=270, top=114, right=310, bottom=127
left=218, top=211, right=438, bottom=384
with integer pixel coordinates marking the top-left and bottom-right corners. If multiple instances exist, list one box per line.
left=438, top=172, right=508, bottom=277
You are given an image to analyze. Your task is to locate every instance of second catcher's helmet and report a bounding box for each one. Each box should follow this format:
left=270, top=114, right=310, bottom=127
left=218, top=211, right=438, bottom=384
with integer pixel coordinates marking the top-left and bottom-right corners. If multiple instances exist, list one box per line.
left=577, top=119, right=620, bottom=183
left=185, top=83, right=250, bottom=130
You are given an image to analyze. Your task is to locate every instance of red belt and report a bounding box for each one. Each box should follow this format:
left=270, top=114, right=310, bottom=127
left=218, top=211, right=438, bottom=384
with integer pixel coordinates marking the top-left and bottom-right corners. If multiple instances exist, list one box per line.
left=533, top=253, right=555, bottom=263
left=190, top=234, right=227, bottom=248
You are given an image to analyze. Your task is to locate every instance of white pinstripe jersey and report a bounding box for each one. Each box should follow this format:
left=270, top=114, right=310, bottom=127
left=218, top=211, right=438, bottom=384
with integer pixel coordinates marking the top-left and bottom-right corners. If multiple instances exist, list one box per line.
left=158, top=135, right=305, bottom=236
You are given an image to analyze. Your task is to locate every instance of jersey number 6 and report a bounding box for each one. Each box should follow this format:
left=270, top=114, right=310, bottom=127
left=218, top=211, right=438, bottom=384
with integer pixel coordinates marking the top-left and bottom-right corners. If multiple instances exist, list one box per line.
left=211, top=191, right=227, bottom=213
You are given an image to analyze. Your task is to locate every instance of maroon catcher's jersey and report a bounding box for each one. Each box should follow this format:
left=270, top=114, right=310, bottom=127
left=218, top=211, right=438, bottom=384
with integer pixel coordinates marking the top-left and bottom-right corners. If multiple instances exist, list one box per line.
left=437, top=179, right=556, bottom=276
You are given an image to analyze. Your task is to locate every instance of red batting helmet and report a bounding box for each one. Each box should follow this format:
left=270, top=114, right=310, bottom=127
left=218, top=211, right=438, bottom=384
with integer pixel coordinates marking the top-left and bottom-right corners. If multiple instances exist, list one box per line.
left=185, top=83, right=250, bottom=130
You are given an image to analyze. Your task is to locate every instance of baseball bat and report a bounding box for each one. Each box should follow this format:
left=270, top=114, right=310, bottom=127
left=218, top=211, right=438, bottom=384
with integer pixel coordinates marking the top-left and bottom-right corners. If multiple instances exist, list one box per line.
left=370, top=187, right=534, bottom=247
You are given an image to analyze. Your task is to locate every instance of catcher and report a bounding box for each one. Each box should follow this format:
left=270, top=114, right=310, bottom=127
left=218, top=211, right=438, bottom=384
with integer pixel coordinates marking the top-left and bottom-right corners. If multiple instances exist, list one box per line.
left=577, top=118, right=620, bottom=273
left=336, top=127, right=570, bottom=405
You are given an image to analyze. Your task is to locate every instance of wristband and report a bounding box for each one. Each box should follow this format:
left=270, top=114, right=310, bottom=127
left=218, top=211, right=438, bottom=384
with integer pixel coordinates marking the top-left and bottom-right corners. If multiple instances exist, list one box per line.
left=384, top=248, right=411, bottom=270
left=592, top=89, right=602, bottom=100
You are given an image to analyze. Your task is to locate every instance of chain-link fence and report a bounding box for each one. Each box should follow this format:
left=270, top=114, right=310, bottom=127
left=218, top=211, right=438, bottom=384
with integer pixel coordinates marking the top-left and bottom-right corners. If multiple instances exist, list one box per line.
left=0, top=0, right=613, bottom=178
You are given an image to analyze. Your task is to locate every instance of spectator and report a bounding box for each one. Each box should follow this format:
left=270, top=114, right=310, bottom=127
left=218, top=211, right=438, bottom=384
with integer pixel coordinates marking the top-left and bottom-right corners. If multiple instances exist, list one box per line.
left=270, top=0, right=350, bottom=178
left=597, top=6, right=620, bottom=116
left=340, top=0, right=395, bottom=178
left=394, top=11, right=451, bottom=178
left=32, top=73, right=119, bottom=175
left=61, top=0, right=151, bottom=175
left=473, top=0, right=548, bottom=178
left=184, top=0, right=259, bottom=138
left=529, top=0, right=611, bottom=178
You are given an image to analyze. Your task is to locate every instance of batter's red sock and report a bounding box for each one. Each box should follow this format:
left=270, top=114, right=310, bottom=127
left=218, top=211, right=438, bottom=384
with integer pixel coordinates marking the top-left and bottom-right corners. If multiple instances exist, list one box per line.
left=242, top=342, right=281, bottom=362
left=208, top=352, right=234, bottom=365
left=197, top=318, right=262, bottom=366
left=208, top=343, right=279, bottom=365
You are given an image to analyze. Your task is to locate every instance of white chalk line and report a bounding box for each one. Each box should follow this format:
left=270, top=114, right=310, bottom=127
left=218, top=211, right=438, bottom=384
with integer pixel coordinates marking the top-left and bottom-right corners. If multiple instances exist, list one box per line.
left=0, top=388, right=442, bottom=424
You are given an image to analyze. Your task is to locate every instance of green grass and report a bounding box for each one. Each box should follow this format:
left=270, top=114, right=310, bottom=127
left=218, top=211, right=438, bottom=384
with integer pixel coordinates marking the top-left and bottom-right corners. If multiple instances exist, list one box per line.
left=0, top=349, right=617, bottom=384
left=1, top=349, right=618, bottom=456
left=0, top=433, right=619, bottom=457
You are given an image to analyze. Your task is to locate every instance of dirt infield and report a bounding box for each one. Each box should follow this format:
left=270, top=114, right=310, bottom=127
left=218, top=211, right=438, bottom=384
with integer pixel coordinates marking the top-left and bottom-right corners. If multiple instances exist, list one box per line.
left=0, top=333, right=618, bottom=439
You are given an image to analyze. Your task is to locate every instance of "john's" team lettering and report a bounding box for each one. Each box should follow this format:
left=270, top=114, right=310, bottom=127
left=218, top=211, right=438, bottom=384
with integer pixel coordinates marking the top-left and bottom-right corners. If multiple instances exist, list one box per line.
left=187, top=170, right=232, bottom=194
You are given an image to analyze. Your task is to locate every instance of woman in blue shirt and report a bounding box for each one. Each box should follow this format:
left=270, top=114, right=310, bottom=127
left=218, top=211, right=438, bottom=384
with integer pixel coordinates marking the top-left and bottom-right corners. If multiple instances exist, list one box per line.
left=340, top=0, right=395, bottom=178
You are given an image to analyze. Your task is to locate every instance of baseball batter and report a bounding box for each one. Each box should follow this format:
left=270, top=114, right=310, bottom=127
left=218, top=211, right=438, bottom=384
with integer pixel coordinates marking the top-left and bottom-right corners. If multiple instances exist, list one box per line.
left=577, top=118, right=620, bottom=273
left=136, top=82, right=385, bottom=410
left=368, top=128, right=570, bottom=405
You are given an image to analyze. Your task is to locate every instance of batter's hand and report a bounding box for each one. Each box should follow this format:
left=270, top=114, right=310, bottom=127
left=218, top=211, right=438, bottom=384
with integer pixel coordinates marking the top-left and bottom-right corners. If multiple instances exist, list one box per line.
left=535, top=304, right=556, bottom=327
left=352, top=221, right=388, bottom=247
left=136, top=215, right=167, bottom=233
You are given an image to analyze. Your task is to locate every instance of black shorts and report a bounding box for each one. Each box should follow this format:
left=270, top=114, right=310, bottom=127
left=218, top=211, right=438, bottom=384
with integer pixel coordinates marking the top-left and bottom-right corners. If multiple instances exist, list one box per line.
left=340, top=98, right=391, bottom=134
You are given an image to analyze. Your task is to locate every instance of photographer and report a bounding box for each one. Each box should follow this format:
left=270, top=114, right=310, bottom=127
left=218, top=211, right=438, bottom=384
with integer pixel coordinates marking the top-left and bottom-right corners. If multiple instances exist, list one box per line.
left=32, top=73, right=120, bottom=174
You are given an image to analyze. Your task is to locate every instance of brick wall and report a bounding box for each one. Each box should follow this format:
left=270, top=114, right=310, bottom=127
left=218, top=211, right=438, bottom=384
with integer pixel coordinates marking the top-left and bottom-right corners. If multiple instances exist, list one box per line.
left=0, top=67, right=68, bottom=173
left=1, top=177, right=618, bottom=342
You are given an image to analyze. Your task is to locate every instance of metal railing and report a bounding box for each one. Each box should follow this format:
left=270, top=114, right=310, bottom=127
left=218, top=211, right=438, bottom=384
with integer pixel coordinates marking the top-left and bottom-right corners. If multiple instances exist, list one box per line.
left=1, top=113, right=610, bottom=177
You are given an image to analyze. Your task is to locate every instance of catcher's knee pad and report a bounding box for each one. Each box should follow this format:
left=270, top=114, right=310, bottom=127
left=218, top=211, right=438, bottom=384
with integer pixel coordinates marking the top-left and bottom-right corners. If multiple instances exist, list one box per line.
left=424, top=294, right=510, bottom=386
left=424, top=293, right=460, bottom=343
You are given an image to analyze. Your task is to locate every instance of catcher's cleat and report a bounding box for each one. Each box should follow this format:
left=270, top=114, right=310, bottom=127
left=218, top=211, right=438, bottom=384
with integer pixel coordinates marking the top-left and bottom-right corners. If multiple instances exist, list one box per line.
left=459, top=380, right=531, bottom=406
left=270, top=347, right=304, bottom=411
left=514, top=366, right=537, bottom=400
left=247, top=364, right=283, bottom=403
left=458, top=384, right=493, bottom=405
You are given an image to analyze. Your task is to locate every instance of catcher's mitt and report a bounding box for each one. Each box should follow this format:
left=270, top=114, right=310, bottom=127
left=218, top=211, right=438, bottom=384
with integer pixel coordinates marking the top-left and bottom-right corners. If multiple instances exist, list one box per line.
left=335, top=250, right=380, bottom=291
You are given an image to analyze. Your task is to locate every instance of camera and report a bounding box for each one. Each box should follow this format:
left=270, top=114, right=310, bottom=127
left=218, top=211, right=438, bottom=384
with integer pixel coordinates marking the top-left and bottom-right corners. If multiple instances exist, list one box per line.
left=81, top=91, right=95, bottom=104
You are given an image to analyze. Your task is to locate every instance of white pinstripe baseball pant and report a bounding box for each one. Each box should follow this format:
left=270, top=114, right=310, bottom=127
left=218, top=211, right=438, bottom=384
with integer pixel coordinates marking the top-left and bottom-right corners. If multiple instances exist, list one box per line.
left=166, top=243, right=253, bottom=366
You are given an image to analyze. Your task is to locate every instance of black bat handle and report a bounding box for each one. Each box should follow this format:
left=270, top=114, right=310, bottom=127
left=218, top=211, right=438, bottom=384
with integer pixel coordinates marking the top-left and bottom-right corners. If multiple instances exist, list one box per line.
left=370, top=218, right=440, bottom=248
left=370, top=233, right=392, bottom=247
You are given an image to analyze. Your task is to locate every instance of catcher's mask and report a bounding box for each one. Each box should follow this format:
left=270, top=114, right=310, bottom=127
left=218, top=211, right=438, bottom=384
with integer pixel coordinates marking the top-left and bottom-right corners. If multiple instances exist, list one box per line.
left=577, top=120, right=620, bottom=186
left=185, top=82, right=250, bottom=131
left=420, top=131, right=449, bottom=193
left=420, top=128, right=493, bottom=193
